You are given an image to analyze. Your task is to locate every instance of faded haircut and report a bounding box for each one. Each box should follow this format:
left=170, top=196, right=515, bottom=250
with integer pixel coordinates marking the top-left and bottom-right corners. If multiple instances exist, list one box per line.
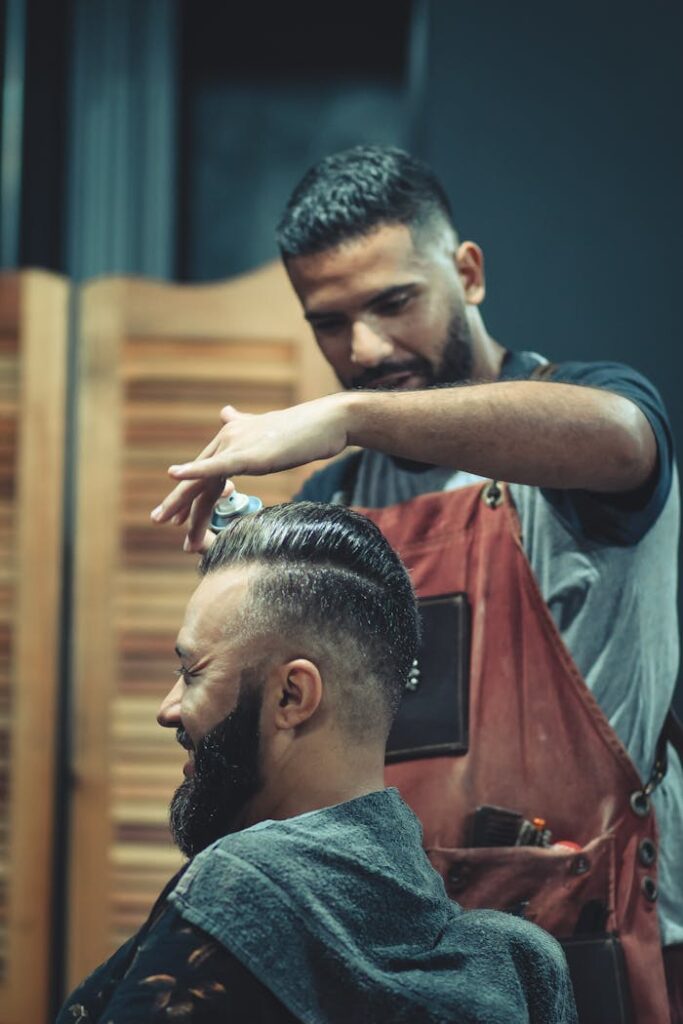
left=199, top=502, right=419, bottom=737
left=276, top=145, right=456, bottom=259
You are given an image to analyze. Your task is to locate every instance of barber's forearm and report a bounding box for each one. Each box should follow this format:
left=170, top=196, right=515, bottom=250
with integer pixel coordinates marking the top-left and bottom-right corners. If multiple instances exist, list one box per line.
left=342, top=381, right=657, bottom=492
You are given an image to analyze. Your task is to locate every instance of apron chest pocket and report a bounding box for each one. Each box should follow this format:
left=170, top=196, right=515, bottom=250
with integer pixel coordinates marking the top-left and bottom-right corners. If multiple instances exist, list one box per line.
left=386, top=592, right=471, bottom=763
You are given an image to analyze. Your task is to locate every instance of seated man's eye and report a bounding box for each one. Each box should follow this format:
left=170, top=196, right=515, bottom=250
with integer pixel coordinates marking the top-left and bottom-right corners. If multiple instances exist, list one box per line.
left=175, top=667, right=199, bottom=685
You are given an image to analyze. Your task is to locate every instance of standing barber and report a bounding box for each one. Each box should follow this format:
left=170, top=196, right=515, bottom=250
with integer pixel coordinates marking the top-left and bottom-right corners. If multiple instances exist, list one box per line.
left=152, top=146, right=683, bottom=1022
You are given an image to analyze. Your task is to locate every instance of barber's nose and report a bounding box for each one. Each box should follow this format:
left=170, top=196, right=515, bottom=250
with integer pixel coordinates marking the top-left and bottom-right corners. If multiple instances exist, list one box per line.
left=350, top=320, right=394, bottom=367
left=157, top=676, right=183, bottom=728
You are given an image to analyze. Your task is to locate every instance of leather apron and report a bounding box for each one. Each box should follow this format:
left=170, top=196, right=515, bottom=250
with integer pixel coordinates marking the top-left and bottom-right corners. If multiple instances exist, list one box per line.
left=358, top=480, right=670, bottom=1024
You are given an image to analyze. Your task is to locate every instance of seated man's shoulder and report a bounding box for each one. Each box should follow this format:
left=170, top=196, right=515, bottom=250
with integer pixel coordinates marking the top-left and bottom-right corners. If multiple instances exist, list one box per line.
left=452, top=909, right=577, bottom=1022
left=460, top=907, right=566, bottom=964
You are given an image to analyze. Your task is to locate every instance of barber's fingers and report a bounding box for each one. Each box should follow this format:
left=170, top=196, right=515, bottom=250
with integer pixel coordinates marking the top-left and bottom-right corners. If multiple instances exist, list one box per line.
left=220, top=404, right=238, bottom=423
left=171, top=408, right=251, bottom=480
left=197, top=530, right=217, bottom=555
left=150, top=435, right=222, bottom=522
left=184, top=477, right=228, bottom=552
left=167, top=450, right=244, bottom=481
left=151, top=478, right=205, bottom=523
left=151, top=464, right=236, bottom=525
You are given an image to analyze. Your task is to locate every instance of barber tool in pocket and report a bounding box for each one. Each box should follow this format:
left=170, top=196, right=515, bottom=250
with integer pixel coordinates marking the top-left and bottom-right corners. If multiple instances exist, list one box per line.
left=434, top=830, right=633, bottom=1023
left=385, top=592, right=470, bottom=764
left=469, top=804, right=555, bottom=848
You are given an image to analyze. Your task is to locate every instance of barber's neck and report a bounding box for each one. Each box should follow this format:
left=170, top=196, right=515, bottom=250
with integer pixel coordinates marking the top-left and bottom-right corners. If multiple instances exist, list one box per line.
left=468, top=307, right=506, bottom=382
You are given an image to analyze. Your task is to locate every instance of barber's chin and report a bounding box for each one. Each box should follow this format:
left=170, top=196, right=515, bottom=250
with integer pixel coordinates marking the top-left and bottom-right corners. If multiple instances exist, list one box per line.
left=183, top=759, right=195, bottom=778
left=391, top=372, right=428, bottom=391
left=357, top=372, right=429, bottom=392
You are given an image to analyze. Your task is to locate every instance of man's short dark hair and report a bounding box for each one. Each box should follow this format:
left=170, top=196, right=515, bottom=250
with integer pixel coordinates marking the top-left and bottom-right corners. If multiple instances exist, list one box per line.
left=200, top=502, right=419, bottom=738
left=276, top=145, right=455, bottom=259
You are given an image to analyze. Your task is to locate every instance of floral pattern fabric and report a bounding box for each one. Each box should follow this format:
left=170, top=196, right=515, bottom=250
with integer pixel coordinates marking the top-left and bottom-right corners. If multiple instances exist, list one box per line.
left=57, top=874, right=299, bottom=1024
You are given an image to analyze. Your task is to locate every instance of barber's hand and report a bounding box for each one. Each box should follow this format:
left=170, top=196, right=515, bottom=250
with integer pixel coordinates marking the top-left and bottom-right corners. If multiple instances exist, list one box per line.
left=150, top=395, right=349, bottom=551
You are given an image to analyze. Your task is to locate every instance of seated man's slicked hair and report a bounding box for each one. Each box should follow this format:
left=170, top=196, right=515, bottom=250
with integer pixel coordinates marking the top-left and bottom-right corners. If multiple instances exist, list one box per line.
left=200, top=502, right=419, bottom=736
left=276, top=145, right=455, bottom=258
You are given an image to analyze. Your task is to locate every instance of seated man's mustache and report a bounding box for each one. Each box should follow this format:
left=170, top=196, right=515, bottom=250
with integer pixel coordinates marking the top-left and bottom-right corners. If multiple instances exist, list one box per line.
left=176, top=727, right=194, bottom=752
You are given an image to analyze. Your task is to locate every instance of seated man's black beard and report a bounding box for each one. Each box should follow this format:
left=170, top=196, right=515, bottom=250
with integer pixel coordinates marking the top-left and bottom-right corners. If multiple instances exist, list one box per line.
left=169, top=678, right=264, bottom=858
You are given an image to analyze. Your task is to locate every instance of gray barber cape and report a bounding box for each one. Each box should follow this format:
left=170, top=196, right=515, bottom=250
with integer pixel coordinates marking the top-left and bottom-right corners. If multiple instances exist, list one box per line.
left=168, top=787, right=576, bottom=1024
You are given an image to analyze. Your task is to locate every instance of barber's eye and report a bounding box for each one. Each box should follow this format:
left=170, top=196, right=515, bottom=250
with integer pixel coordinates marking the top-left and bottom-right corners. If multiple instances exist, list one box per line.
left=315, top=319, right=345, bottom=335
left=378, top=295, right=410, bottom=315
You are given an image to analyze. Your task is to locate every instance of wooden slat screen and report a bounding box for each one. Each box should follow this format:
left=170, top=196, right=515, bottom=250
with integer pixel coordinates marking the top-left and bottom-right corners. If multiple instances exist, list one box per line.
left=0, top=272, right=68, bottom=1023
left=69, top=264, right=337, bottom=984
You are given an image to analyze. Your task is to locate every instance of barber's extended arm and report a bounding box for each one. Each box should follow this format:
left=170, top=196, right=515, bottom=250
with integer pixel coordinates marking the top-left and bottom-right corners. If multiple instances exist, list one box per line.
left=151, top=380, right=657, bottom=550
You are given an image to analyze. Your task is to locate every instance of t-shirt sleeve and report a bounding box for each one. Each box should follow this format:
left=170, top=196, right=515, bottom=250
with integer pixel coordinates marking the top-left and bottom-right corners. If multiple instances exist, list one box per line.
left=539, top=360, right=675, bottom=545
left=293, top=452, right=362, bottom=504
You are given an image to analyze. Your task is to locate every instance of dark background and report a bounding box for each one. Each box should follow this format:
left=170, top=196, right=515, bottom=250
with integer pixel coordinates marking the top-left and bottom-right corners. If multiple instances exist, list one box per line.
left=2, top=0, right=682, bottom=715
left=2, top=3, right=682, bottom=1013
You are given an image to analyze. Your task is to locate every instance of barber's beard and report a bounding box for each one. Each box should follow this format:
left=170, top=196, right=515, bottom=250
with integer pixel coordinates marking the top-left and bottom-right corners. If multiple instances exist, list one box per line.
left=434, top=307, right=474, bottom=385
left=169, top=679, right=264, bottom=858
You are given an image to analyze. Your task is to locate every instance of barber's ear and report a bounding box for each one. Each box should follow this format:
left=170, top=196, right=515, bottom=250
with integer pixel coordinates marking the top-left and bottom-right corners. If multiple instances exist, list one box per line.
left=455, top=241, right=486, bottom=305
left=272, top=659, right=323, bottom=730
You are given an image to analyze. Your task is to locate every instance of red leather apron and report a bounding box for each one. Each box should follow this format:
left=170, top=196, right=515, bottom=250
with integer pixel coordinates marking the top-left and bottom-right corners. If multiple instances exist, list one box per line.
left=358, top=481, right=670, bottom=1024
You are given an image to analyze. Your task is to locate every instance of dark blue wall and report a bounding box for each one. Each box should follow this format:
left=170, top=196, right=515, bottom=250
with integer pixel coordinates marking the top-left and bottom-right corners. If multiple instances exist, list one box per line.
left=179, top=0, right=413, bottom=280
left=184, top=80, right=408, bottom=280
left=418, top=0, right=683, bottom=712
left=419, top=1, right=682, bottom=424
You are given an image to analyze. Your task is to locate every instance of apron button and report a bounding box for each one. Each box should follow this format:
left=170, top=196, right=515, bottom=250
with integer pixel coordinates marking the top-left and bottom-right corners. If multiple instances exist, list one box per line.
left=641, top=876, right=658, bottom=902
left=447, top=863, right=472, bottom=893
left=483, top=481, right=503, bottom=509
left=570, top=855, right=591, bottom=876
left=629, top=790, right=651, bottom=817
left=638, top=838, right=657, bottom=867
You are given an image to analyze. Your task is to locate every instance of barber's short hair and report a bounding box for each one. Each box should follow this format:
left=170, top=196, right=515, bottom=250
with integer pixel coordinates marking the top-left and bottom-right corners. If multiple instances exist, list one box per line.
left=200, top=502, right=419, bottom=735
left=276, top=145, right=455, bottom=259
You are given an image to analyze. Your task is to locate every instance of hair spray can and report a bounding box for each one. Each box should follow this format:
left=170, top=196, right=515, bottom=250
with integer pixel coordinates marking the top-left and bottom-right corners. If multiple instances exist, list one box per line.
left=210, top=490, right=263, bottom=532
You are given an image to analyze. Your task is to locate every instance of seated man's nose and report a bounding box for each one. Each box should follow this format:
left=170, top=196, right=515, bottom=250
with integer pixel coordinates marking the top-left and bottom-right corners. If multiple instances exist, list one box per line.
left=350, top=322, right=393, bottom=364
left=157, top=681, right=183, bottom=727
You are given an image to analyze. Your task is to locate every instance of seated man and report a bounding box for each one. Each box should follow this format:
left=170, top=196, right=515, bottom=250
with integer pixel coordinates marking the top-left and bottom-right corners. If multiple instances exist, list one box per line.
left=58, top=502, right=576, bottom=1024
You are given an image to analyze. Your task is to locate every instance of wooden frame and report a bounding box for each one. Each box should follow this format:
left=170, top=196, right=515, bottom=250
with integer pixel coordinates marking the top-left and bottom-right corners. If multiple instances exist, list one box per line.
left=0, top=272, right=68, bottom=1023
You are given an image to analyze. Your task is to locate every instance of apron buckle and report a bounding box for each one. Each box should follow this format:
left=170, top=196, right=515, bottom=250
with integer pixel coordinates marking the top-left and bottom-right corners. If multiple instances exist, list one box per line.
left=483, top=480, right=503, bottom=509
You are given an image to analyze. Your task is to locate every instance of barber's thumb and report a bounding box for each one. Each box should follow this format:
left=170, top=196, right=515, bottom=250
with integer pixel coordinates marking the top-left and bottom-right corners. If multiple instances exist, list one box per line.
left=220, top=404, right=239, bottom=423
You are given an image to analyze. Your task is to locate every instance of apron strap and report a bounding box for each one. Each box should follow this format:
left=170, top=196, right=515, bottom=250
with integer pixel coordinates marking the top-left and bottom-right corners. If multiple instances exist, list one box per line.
left=663, top=706, right=683, bottom=758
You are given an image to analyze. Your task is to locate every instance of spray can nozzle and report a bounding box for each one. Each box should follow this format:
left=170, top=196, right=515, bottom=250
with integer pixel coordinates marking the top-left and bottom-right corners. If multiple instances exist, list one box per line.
left=210, top=489, right=263, bottom=532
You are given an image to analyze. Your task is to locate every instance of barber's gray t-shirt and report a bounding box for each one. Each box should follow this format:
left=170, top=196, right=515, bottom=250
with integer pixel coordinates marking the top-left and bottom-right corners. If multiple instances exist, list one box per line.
left=297, top=351, right=683, bottom=946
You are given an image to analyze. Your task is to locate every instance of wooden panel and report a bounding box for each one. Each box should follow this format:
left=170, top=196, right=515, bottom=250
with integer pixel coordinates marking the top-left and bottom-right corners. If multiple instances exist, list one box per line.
left=0, top=272, right=68, bottom=1023
left=69, top=263, right=338, bottom=983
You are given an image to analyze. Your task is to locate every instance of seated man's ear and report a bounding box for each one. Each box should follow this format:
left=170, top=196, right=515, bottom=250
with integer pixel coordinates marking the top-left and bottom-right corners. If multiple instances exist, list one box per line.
left=271, top=659, right=323, bottom=730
